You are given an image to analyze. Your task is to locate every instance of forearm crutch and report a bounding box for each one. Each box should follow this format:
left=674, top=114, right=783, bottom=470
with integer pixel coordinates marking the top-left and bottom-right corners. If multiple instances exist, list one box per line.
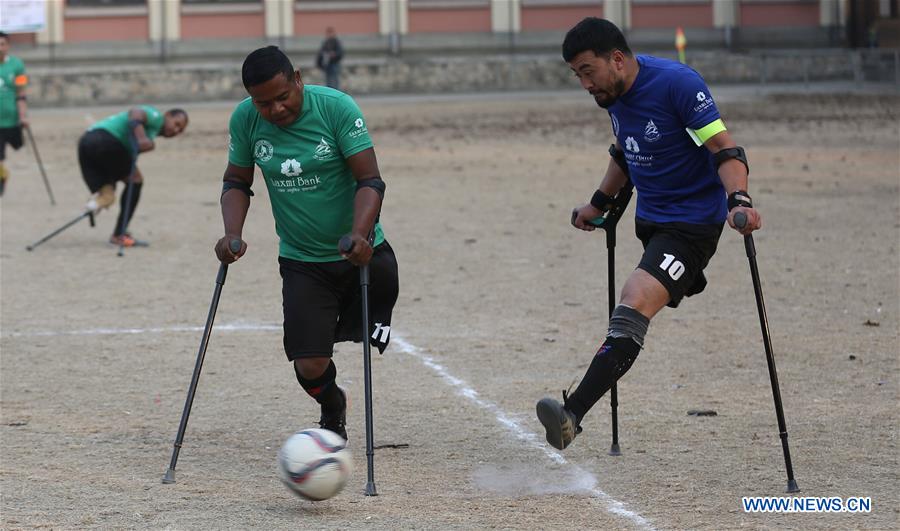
left=25, top=210, right=95, bottom=251
left=339, top=233, right=378, bottom=496
left=734, top=211, right=799, bottom=493
left=24, top=125, right=56, bottom=206
left=162, top=239, right=241, bottom=484
left=580, top=178, right=634, bottom=456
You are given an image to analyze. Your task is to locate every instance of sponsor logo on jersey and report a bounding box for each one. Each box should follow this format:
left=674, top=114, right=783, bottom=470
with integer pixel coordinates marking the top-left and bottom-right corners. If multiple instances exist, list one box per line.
left=313, top=137, right=334, bottom=160
left=280, top=158, right=303, bottom=177
left=644, top=119, right=661, bottom=142
left=268, top=173, right=322, bottom=192
left=625, top=136, right=640, bottom=153
left=254, top=139, right=274, bottom=162
left=693, top=91, right=715, bottom=113
left=349, top=117, right=368, bottom=139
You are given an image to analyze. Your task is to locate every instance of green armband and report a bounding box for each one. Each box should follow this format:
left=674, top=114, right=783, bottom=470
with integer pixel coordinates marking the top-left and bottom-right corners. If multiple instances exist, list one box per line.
left=686, top=118, right=726, bottom=146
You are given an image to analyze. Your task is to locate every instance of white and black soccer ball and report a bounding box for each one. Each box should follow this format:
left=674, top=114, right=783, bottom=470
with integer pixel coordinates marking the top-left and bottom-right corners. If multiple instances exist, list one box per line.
left=277, top=428, right=352, bottom=501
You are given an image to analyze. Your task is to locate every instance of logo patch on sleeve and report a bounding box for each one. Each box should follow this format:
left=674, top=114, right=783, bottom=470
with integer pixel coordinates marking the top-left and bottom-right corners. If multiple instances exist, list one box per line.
left=254, top=139, right=274, bottom=162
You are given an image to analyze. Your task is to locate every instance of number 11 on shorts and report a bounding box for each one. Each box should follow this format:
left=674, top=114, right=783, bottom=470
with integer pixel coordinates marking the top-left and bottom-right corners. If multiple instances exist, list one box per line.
left=660, top=253, right=685, bottom=280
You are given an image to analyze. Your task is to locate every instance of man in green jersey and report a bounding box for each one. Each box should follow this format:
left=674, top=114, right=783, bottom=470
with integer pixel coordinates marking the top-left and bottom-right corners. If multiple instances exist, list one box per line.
left=0, top=32, right=29, bottom=197
left=215, top=46, right=399, bottom=441
left=79, top=106, right=188, bottom=247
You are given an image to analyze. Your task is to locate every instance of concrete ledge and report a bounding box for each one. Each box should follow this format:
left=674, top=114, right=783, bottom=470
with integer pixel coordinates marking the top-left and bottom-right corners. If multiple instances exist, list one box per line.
left=25, top=49, right=899, bottom=107
left=15, top=27, right=846, bottom=67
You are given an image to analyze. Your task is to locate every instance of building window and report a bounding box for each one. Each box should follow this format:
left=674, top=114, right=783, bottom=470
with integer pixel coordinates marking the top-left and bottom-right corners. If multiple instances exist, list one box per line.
left=66, top=0, right=145, bottom=6
left=409, top=0, right=489, bottom=6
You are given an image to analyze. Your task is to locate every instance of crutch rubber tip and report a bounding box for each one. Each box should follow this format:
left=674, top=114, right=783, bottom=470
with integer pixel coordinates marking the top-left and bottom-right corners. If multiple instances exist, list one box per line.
left=162, top=468, right=176, bottom=484
left=365, top=482, right=377, bottom=496
left=608, top=443, right=622, bottom=456
left=786, top=479, right=800, bottom=493
left=338, top=235, right=354, bottom=254
left=229, top=239, right=241, bottom=254
left=734, top=211, right=748, bottom=229
left=26, top=246, right=34, bottom=252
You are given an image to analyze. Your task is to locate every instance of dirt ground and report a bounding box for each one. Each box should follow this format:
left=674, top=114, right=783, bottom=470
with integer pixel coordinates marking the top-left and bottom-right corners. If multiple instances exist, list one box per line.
left=1, top=88, right=898, bottom=530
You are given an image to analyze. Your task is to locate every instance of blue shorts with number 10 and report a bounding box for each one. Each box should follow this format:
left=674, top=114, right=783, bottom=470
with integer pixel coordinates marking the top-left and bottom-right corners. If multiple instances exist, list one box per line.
left=635, top=218, right=723, bottom=308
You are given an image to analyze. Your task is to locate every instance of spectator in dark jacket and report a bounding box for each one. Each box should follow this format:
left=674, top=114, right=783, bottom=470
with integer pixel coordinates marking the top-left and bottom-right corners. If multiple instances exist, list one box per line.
left=316, top=27, right=344, bottom=91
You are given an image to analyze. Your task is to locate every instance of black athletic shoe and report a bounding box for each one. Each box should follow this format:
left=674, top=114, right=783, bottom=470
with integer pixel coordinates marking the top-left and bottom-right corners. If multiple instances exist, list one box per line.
left=319, top=386, right=348, bottom=441
left=536, top=392, right=582, bottom=450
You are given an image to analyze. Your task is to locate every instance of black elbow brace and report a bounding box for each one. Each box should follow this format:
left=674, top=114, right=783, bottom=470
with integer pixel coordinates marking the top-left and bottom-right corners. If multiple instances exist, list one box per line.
left=356, top=177, right=385, bottom=199
left=714, top=146, right=749, bottom=175
left=222, top=180, right=254, bottom=199
left=608, top=144, right=629, bottom=177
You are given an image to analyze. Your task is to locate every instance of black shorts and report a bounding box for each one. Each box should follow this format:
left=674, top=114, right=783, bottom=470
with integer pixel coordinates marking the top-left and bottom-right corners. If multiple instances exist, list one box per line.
left=78, top=129, right=134, bottom=193
left=635, top=218, right=723, bottom=308
left=0, top=126, right=24, bottom=159
left=280, top=241, right=399, bottom=361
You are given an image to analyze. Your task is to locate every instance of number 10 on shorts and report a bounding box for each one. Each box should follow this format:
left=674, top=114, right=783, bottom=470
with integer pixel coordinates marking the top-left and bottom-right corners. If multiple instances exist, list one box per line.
left=660, top=253, right=685, bottom=280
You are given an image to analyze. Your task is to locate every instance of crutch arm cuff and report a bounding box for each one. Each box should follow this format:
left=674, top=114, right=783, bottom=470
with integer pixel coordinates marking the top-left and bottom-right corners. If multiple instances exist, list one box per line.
left=608, top=144, right=630, bottom=177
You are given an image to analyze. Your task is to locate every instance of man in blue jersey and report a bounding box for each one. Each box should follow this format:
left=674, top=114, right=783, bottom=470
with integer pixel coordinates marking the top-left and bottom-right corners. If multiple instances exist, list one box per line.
left=536, top=18, right=761, bottom=450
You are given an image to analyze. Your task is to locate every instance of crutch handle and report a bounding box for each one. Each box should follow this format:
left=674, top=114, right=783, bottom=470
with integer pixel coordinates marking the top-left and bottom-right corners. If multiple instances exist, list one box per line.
left=733, top=211, right=756, bottom=257
left=572, top=208, right=607, bottom=228
left=338, top=235, right=354, bottom=254
left=228, top=239, right=241, bottom=254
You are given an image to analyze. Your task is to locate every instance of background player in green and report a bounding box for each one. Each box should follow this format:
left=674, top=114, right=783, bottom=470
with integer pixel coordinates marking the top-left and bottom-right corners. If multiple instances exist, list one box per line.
left=0, top=31, right=29, bottom=197
left=79, top=105, right=188, bottom=247
left=215, top=46, right=399, bottom=440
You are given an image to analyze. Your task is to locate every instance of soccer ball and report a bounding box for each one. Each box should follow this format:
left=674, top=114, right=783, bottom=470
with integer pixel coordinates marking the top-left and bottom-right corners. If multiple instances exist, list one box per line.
left=277, top=428, right=352, bottom=501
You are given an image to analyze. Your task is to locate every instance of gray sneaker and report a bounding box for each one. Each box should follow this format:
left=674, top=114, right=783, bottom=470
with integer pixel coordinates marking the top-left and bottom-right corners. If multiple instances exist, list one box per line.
left=536, top=393, right=582, bottom=450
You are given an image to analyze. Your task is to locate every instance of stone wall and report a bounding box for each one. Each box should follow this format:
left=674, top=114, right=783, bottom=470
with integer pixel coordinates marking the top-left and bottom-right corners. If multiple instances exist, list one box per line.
left=26, top=50, right=898, bottom=107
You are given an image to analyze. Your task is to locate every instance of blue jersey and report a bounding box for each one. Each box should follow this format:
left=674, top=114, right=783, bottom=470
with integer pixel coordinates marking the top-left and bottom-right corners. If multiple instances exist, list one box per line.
left=607, top=55, right=726, bottom=224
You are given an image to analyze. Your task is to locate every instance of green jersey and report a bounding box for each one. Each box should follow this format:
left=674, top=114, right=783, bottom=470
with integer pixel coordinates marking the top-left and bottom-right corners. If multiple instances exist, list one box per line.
left=89, top=105, right=164, bottom=152
left=228, top=85, right=384, bottom=262
left=0, top=55, right=26, bottom=128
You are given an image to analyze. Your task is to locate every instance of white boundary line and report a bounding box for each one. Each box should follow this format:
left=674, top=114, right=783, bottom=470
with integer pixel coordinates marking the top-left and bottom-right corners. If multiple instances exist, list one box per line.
left=391, top=336, right=653, bottom=530
left=4, top=323, right=652, bottom=529
left=1, top=323, right=281, bottom=338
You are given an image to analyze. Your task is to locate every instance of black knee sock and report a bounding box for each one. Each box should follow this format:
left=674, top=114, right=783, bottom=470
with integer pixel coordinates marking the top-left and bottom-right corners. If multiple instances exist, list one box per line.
left=114, top=181, right=142, bottom=236
left=294, top=360, right=343, bottom=410
left=565, top=336, right=642, bottom=425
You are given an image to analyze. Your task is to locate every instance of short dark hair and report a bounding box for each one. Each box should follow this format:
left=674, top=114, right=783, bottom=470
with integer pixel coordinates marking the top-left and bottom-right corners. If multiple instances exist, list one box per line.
left=0, top=32, right=9, bottom=41
left=166, top=108, right=189, bottom=123
left=241, top=46, right=294, bottom=89
left=562, top=18, right=631, bottom=63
